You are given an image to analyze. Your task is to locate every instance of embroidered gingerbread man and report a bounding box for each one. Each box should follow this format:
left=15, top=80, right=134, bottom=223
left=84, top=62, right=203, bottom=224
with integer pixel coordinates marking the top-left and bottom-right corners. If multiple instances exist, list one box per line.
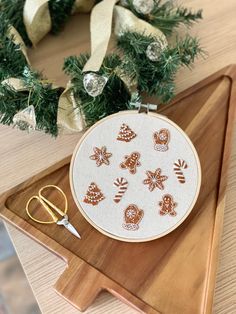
left=120, top=152, right=141, bottom=174
left=159, top=194, right=177, bottom=216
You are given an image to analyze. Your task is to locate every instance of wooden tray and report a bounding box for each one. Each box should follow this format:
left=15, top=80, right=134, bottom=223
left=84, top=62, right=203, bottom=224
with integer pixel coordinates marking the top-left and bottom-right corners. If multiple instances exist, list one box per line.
left=1, top=65, right=236, bottom=314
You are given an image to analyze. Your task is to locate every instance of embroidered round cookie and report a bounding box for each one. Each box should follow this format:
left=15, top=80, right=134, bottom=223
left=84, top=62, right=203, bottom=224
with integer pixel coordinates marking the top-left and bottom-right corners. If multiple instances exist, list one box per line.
left=70, top=111, right=201, bottom=242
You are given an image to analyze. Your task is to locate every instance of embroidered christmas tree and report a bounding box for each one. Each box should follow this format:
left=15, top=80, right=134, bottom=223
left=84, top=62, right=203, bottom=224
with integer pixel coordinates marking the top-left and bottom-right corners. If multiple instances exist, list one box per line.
left=117, top=124, right=137, bottom=142
left=83, top=182, right=105, bottom=206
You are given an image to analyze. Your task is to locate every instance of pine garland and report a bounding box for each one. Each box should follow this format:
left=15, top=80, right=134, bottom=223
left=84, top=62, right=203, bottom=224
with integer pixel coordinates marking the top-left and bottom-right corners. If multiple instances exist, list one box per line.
left=0, top=0, right=204, bottom=136
left=0, top=15, right=60, bottom=135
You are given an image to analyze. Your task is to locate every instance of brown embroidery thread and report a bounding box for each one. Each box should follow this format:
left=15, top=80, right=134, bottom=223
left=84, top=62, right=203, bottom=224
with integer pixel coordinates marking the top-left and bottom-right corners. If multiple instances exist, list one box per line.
left=83, top=182, right=105, bottom=206
left=173, top=159, right=188, bottom=183
left=143, top=168, right=168, bottom=191
left=117, top=123, right=136, bottom=142
left=123, top=204, right=144, bottom=230
left=89, top=146, right=112, bottom=167
left=113, top=177, right=128, bottom=203
left=120, top=152, right=141, bottom=174
left=153, top=128, right=170, bottom=152
left=159, top=194, right=177, bottom=216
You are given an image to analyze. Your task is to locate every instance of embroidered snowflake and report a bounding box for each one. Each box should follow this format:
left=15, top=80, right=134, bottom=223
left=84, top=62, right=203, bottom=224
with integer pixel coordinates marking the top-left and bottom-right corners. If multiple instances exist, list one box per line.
left=89, top=146, right=112, bottom=167
left=143, top=168, right=168, bottom=191
left=126, top=208, right=136, bottom=218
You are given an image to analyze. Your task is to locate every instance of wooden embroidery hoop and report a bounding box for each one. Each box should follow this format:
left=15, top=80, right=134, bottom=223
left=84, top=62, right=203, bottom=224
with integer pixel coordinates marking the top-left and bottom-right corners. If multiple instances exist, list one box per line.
left=70, top=110, right=202, bottom=242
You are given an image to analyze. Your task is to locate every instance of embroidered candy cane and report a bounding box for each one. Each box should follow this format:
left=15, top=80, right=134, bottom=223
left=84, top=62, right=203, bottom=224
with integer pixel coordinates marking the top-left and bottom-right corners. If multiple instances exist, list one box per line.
left=113, top=177, right=128, bottom=203
left=173, top=159, right=188, bottom=183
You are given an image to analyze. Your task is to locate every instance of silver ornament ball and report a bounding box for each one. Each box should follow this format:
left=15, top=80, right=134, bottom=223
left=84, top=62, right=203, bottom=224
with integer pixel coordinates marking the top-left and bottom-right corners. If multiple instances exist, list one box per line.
left=146, top=40, right=166, bottom=61
left=133, top=0, right=154, bottom=15
left=83, top=73, right=108, bottom=97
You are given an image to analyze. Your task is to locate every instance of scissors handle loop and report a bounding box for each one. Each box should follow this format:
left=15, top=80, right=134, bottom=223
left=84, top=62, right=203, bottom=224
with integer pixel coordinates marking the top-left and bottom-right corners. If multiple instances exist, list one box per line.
left=39, top=185, right=68, bottom=216
left=26, top=195, right=58, bottom=224
left=26, top=185, right=68, bottom=224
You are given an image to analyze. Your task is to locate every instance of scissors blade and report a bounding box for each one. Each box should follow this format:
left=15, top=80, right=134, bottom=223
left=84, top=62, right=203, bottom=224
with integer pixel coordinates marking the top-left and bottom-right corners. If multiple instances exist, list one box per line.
left=58, top=216, right=81, bottom=239
left=64, top=221, right=81, bottom=239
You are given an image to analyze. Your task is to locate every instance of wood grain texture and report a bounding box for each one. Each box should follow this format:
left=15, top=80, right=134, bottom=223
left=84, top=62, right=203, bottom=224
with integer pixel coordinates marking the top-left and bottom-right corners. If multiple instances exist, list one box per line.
left=1, top=66, right=236, bottom=313
left=0, top=0, right=236, bottom=313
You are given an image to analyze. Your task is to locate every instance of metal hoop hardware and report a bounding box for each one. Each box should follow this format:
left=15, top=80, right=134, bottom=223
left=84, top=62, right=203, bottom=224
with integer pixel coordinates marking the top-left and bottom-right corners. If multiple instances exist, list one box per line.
left=138, top=103, right=158, bottom=114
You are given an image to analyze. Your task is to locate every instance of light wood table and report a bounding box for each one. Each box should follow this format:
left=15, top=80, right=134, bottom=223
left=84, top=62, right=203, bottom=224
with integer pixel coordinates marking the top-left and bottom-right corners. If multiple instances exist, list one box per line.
left=1, top=1, right=236, bottom=313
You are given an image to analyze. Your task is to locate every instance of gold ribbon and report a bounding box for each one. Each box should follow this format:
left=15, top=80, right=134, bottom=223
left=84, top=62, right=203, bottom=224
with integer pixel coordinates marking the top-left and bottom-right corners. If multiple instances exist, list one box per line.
left=23, top=0, right=51, bottom=46
left=114, top=6, right=167, bottom=41
left=57, top=83, right=86, bottom=134
left=23, top=0, right=95, bottom=46
left=2, top=27, right=30, bottom=94
left=7, top=26, right=30, bottom=64
left=72, top=0, right=96, bottom=14
left=83, top=0, right=119, bottom=72
left=83, top=2, right=168, bottom=72
left=2, top=78, right=27, bottom=92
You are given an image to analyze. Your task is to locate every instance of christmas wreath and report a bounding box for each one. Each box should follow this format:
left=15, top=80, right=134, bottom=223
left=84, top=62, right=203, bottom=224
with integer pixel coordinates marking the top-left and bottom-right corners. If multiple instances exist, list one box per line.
left=0, top=0, right=203, bottom=136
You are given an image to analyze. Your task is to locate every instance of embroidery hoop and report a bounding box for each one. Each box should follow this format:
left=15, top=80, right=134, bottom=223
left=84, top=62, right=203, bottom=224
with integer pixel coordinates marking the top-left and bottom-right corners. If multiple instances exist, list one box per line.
left=70, top=110, right=202, bottom=242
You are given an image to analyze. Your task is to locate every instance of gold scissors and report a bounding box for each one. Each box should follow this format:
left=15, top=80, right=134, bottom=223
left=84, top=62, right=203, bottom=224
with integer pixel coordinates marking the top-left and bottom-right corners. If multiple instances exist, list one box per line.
left=26, top=185, right=81, bottom=239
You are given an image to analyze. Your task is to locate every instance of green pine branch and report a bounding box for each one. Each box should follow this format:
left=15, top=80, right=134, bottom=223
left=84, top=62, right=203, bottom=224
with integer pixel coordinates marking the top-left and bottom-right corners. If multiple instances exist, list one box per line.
left=118, top=31, right=203, bottom=102
left=21, top=68, right=60, bottom=135
left=0, top=12, right=64, bottom=136
left=48, top=0, right=76, bottom=34
left=0, top=14, right=28, bottom=81
left=0, top=67, right=60, bottom=136
left=0, top=0, right=32, bottom=46
left=63, top=54, right=131, bottom=126
left=0, top=0, right=77, bottom=46
left=125, top=0, right=202, bottom=36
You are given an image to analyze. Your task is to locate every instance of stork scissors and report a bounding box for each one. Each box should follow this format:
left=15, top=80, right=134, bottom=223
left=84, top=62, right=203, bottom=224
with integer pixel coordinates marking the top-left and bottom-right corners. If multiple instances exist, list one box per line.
left=26, top=185, right=81, bottom=239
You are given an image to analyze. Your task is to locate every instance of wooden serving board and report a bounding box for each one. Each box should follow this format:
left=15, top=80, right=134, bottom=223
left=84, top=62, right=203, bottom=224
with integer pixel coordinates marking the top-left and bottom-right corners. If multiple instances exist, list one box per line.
left=1, top=65, right=236, bottom=314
